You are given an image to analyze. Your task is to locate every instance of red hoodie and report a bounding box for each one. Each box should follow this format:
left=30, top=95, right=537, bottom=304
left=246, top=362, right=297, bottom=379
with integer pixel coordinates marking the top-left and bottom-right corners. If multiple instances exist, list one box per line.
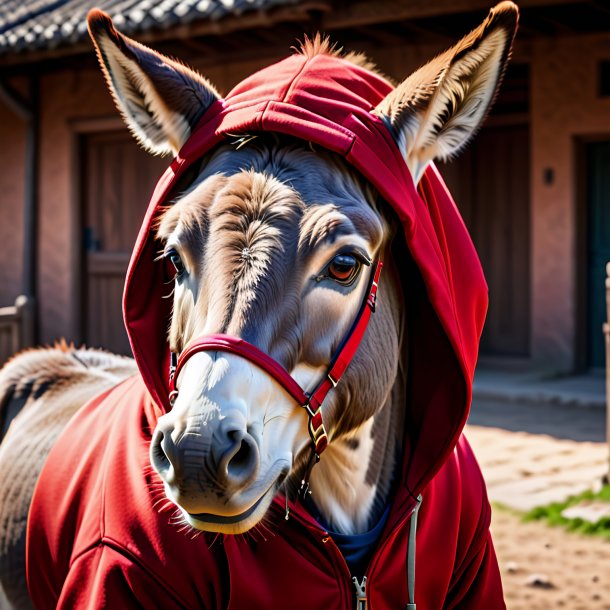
left=26, top=48, right=504, bottom=609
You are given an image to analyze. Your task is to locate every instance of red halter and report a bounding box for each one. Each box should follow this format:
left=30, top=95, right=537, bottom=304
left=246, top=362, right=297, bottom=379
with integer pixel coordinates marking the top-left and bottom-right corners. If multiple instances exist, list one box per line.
left=169, top=261, right=383, bottom=467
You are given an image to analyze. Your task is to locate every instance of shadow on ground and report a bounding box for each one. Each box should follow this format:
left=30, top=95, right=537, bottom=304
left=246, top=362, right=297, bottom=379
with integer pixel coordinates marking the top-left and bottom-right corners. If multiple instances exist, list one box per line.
left=468, top=398, right=606, bottom=443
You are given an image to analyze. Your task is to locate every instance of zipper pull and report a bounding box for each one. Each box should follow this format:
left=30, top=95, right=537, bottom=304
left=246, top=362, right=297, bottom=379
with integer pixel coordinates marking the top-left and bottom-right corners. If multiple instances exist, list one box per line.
left=352, top=576, right=367, bottom=610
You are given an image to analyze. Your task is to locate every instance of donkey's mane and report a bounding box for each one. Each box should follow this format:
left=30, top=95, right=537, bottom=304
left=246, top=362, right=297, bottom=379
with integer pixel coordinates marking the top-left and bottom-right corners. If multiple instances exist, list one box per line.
left=297, top=34, right=394, bottom=84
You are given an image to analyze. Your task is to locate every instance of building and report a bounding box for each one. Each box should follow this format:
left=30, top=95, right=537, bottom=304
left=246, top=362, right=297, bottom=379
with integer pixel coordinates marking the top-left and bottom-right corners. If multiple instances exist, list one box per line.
left=1, top=0, right=609, bottom=374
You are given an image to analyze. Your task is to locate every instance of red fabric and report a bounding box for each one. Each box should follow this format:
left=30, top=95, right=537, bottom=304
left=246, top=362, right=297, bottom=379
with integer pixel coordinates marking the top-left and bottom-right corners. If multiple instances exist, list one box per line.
left=26, top=50, right=503, bottom=608
left=27, top=378, right=502, bottom=610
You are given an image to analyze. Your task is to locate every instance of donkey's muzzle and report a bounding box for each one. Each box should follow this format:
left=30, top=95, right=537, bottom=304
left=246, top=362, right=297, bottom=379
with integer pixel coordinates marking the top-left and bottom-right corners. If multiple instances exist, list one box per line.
left=150, top=414, right=260, bottom=508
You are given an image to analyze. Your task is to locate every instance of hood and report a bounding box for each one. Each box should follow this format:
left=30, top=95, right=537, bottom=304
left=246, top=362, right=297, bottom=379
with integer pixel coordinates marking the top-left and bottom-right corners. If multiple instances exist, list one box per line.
left=123, top=50, right=488, bottom=497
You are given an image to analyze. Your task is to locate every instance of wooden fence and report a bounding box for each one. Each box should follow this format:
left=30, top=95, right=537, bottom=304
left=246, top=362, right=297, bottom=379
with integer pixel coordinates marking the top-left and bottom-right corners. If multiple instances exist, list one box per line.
left=0, top=296, right=34, bottom=365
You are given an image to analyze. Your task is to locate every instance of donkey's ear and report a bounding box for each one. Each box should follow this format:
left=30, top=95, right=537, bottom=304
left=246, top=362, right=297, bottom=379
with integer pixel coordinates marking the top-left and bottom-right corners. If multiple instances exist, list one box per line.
left=375, top=1, right=518, bottom=184
left=87, top=10, right=220, bottom=156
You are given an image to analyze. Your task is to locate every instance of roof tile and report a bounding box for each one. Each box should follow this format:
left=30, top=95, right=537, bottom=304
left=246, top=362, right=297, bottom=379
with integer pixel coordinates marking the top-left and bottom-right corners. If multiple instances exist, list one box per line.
left=0, top=0, right=302, bottom=55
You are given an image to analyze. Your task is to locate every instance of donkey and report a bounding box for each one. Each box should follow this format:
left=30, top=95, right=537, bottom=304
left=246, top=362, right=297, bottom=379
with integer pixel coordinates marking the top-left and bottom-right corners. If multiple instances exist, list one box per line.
left=0, top=3, right=518, bottom=608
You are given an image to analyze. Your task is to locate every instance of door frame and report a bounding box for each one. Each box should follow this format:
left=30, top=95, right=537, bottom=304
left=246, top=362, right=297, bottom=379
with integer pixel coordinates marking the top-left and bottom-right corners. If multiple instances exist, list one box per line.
left=69, top=116, right=124, bottom=345
left=575, top=133, right=610, bottom=371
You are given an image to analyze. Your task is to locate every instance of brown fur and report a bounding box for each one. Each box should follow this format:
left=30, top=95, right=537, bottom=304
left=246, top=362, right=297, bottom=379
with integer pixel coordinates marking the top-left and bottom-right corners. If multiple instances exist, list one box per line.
left=156, top=138, right=386, bottom=368
left=298, top=33, right=393, bottom=84
left=0, top=346, right=136, bottom=609
left=375, top=1, right=518, bottom=175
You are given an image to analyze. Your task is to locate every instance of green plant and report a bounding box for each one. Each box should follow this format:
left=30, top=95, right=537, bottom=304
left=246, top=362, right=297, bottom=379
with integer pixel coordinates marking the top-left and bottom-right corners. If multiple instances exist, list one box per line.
left=523, top=485, right=610, bottom=539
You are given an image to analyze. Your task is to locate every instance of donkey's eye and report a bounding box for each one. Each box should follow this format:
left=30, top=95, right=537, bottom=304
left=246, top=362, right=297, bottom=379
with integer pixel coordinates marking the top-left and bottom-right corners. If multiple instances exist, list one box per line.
left=327, top=254, right=360, bottom=285
left=166, top=248, right=185, bottom=277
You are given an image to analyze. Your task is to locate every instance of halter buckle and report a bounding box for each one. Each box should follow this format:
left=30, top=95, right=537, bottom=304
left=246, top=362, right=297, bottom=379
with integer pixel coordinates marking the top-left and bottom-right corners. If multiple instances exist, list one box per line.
left=169, top=352, right=178, bottom=382
left=303, top=399, right=317, bottom=419
left=307, top=408, right=328, bottom=455
left=367, top=285, right=378, bottom=312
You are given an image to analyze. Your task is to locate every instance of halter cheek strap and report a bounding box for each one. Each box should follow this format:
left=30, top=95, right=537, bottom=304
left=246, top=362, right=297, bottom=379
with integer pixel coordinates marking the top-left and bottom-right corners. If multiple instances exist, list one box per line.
left=168, top=261, right=383, bottom=481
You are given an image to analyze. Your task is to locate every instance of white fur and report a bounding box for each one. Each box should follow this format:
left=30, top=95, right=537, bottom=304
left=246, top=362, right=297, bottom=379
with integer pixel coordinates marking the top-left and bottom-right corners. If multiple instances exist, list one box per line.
left=308, top=419, right=377, bottom=534
left=160, top=352, right=309, bottom=532
left=166, top=352, right=382, bottom=535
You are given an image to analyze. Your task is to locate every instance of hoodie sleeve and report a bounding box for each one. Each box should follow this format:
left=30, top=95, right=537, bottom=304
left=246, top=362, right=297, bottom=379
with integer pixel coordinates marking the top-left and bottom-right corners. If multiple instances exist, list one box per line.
left=55, top=544, right=191, bottom=609
left=444, top=530, right=506, bottom=610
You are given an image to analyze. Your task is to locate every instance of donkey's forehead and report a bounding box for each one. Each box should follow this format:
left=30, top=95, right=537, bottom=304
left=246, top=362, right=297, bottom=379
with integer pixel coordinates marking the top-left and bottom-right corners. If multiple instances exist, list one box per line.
left=157, top=142, right=385, bottom=252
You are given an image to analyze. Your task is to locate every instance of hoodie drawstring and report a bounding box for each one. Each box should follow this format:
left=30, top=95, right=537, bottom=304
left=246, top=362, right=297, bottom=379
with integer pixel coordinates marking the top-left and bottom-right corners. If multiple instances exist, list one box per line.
left=406, top=494, right=423, bottom=610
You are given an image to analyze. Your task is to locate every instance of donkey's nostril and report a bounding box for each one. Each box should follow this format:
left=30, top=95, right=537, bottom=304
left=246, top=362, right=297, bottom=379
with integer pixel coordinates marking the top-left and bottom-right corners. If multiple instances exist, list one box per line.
left=151, top=428, right=171, bottom=475
left=229, top=439, right=251, bottom=471
left=221, top=431, right=259, bottom=487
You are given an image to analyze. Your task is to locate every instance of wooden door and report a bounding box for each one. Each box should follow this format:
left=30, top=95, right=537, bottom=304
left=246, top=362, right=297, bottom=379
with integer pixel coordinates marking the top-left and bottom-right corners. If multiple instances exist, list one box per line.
left=83, top=132, right=167, bottom=354
left=440, top=124, right=531, bottom=357
left=585, top=142, right=610, bottom=368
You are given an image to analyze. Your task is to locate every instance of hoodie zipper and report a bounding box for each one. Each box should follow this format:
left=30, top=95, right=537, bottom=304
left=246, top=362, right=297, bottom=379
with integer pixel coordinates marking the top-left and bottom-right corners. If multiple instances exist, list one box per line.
left=352, top=575, right=367, bottom=609
left=350, top=495, right=422, bottom=610
left=275, top=495, right=420, bottom=609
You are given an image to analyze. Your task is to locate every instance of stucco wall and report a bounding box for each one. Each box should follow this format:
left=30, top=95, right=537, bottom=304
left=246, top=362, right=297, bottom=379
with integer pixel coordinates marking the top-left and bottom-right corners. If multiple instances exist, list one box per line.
left=531, top=33, right=610, bottom=372
left=0, top=79, right=27, bottom=307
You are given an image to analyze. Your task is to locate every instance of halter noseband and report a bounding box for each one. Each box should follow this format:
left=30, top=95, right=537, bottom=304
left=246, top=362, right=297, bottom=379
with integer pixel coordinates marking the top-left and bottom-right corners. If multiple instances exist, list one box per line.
left=168, top=260, right=383, bottom=491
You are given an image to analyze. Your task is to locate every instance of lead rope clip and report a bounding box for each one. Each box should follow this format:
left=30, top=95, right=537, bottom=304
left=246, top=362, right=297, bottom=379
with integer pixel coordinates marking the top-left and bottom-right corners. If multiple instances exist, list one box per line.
left=299, top=450, right=320, bottom=498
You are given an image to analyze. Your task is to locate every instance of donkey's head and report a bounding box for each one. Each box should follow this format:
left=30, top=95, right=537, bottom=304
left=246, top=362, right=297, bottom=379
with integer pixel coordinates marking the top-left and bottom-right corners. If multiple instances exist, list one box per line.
left=88, top=2, right=517, bottom=534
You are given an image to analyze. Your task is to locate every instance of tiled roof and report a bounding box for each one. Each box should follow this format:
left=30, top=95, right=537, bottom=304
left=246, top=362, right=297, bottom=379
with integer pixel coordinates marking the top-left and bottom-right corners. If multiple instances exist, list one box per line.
left=0, top=0, right=303, bottom=55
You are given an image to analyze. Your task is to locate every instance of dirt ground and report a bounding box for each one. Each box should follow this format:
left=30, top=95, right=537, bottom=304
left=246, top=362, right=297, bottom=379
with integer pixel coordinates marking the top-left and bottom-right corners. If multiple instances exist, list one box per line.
left=492, top=509, right=610, bottom=609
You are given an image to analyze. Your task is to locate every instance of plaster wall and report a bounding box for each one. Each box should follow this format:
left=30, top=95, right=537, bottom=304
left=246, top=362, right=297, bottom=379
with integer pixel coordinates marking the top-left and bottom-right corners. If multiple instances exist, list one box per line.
left=531, top=33, right=610, bottom=372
